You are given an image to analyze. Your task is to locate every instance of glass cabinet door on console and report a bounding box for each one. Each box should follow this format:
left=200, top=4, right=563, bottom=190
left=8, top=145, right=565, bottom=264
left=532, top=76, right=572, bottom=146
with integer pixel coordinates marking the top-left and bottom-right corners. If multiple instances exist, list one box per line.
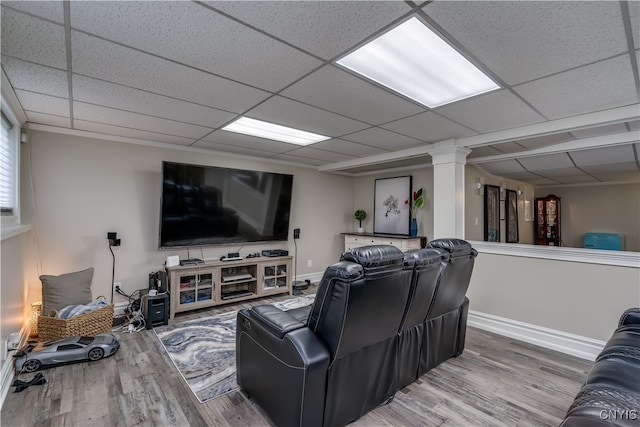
left=534, top=195, right=561, bottom=246
left=177, top=271, right=214, bottom=305
left=261, top=262, right=290, bottom=295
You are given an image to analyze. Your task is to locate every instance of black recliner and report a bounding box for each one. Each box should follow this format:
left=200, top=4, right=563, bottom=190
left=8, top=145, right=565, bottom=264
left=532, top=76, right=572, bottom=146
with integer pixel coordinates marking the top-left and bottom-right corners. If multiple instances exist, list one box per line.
left=561, top=308, right=640, bottom=427
left=236, top=245, right=413, bottom=427
left=397, top=247, right=449, bottom=389
left=420, top=238, right=478, bottom=374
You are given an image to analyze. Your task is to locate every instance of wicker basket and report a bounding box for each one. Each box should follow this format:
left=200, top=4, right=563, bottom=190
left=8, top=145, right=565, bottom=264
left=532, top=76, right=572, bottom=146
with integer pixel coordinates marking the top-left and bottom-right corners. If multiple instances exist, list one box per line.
left=37, top=297, right=114, bottom=341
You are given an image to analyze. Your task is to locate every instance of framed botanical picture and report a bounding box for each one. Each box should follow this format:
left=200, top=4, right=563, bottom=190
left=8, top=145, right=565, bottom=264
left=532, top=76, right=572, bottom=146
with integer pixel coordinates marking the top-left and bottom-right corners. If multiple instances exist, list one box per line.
left=505, top=189, right=519, bottom=243
left=374, top=176, right=411, bottom=235
left=484, top=184, right=500, bottom=242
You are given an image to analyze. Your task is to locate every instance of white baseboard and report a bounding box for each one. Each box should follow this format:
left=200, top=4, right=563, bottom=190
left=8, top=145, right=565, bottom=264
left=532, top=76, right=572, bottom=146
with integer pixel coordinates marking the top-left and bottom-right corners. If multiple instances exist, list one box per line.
left=114, top=301, right=129, bottom=316
left=292, top=272, right=324, bottom=286
left=0, top=323, right=29, bottom=410
left=468, top=310, right=606, bottom=361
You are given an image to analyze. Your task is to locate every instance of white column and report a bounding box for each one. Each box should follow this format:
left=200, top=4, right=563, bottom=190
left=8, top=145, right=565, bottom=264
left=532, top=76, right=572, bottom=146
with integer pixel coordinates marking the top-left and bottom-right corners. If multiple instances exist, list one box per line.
left=430, top=143, right=470, bottom=239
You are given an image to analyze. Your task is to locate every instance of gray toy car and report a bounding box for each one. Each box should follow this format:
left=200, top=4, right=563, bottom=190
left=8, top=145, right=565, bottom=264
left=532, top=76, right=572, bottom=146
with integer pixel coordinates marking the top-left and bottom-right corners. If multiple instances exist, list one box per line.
left=13, top=333, right=120, bottom=372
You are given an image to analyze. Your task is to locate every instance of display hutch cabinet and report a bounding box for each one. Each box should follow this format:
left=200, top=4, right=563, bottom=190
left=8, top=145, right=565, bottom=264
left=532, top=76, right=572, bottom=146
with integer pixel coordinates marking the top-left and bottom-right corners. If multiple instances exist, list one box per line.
left=166, top=256, right=292, bottom=319
left=534, top=195, right=561, bottom=246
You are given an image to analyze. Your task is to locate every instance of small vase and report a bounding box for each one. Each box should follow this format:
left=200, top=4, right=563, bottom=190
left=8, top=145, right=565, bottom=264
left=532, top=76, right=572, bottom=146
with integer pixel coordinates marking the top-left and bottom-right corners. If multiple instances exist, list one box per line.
left=357, top=227, right=364, bottom=234
left=410, top=218, right=418, bottom=237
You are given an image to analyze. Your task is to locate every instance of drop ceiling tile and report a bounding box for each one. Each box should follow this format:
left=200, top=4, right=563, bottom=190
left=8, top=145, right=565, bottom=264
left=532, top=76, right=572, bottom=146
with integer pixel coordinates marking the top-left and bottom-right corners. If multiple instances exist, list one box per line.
left=424, top=1, right=628, bottom=85
left=570, top=123, right=630, bottom=139
left=1, top=8, right=67, bottom=69
left=581, top=162, right=639, bottom=174
left=282, top=66, right=424, bottom=125
left=192, top=140, right=282, bottom=158
left=518, top=153, right=573, bottom=171
left=341, top=127, right=425, bottom=151
left=25, top=111, right=70, bottom=128
left=71, top=31, right=270, bottom=114
left=467, top=145, right=503, bottom=159
left=70, top=1, right=322, bottom=92
left=73, top=102, right=213, bottom=140
left=74, top=120, right=195, bottom=146
left=2, top=1, right=64, bottom=23
left=310, top=139, right=389, bottom=157
left=519, top=153, right=574, bottom=172
left=246, top=96, right=370, bottom=137
left=514, top=56, right=638, bottom=120
left=436, top=90, right=544, bottom=133
left=478, top=159, right=526, bottom=175
left=628, top=121, right=640, bottom=132
left=208, top=1, right=411, bottom=60
left=570, top=145, right=636, bottom=166
left=588, top=170, right=640, bottom=181
left=514, top=133, right=575, bottom=150
left=201, top=130, right=295, bottom=153
left=14, top=90, right=68, bottom=117
left=487, top=141, right=531, bottom=155
left=551, top=174, right=599, bottom=184
left=382, top=112, right=476, bottom=142
left=531, top=167, right=585, bottom=177
left=72, top=75, right=236, bottom=129
left=1, top=56, right=68, bottom=98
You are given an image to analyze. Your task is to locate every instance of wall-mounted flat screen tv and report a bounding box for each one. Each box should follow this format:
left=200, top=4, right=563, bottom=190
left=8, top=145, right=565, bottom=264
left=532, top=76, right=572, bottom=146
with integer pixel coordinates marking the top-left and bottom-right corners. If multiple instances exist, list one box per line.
left=159, top=161, right=294, bottom=248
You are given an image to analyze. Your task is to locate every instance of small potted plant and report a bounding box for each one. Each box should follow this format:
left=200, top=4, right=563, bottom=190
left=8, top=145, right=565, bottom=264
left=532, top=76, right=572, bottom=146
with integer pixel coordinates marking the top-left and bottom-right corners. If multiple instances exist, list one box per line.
left=354, top=209, right=366, bottom=233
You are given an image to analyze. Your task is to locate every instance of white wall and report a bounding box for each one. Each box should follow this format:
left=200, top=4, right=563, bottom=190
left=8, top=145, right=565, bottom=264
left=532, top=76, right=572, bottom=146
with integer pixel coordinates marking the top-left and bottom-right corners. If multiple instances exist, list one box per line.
left=23, top=130, right=353, bottom=303
left=540, top=183, right=640, bottom=251
left=0, top=229, right=36, bottom=406
left=468, top=249, right=640, bottom=342
left=0, top=232, right=32, bottom=354
left=465, top=165, right=534, bottom=244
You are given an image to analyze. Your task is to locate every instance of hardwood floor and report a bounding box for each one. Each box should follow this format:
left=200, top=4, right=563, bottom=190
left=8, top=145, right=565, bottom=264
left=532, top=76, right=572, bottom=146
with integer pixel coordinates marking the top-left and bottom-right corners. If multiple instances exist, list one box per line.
left=1, top=289, right=592, bottom=426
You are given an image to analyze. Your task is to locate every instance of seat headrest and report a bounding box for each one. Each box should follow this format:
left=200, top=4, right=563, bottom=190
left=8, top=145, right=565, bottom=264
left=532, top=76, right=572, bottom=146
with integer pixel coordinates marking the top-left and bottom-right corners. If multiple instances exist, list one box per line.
left=428, top=238, right=477, bottom=257
left=341, top=245, right=404, bottom=268
left=403, top=248, right=449, bottom=267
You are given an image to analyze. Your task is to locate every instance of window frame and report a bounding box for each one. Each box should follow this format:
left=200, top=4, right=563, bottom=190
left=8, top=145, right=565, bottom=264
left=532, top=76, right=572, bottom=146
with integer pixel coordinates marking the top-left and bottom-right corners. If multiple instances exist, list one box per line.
left=1, top=96, right=21, bottom=230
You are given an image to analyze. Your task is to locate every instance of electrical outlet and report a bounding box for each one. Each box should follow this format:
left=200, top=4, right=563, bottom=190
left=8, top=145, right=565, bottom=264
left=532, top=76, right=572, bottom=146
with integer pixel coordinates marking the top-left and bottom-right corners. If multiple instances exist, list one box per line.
left=114, top=281, right=122, bottom=292
left=307, top=259, right=312, bottom=268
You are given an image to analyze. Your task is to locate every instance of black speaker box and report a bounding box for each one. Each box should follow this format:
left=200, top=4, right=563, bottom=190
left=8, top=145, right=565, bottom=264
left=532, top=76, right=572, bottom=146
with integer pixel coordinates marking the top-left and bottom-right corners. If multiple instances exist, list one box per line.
left=143, top=293, right=169, bottom=329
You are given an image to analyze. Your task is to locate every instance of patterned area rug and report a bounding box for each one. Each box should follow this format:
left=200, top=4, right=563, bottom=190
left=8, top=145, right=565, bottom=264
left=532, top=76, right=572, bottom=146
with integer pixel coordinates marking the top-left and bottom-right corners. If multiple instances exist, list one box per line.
left=154, top=294, right=315, bottom=403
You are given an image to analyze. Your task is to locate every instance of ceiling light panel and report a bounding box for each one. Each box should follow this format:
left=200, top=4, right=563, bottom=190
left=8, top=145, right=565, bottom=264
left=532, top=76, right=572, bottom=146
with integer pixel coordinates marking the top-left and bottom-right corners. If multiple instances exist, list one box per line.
left=222, top=117, right=330, bottom=146
left=337, top=17, right=500, bottom=108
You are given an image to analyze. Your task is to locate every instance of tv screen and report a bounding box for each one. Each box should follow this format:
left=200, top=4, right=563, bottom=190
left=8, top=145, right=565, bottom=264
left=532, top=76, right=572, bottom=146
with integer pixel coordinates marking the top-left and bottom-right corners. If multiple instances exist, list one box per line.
left=159, top=162, right=293, bottom=248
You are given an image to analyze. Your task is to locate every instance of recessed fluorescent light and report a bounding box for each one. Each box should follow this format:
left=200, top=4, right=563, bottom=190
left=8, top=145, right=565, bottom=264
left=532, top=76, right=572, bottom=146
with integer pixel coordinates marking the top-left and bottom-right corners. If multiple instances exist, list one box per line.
left=337, top=16, right=500, bottom=108
left=221, top=117, right=330, bottom=145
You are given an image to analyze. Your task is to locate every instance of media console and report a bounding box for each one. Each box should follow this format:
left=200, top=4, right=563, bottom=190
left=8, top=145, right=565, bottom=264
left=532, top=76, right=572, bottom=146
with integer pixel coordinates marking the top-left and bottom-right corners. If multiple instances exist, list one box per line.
left=166, top=256, right=292, bottom=319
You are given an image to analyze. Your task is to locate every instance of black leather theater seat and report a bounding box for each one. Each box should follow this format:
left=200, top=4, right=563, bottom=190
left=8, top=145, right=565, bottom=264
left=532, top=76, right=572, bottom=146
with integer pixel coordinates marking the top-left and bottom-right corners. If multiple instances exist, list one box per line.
left=236, top=241, right=478, bottom=427
left=561, top=308, right=640, bottom=427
